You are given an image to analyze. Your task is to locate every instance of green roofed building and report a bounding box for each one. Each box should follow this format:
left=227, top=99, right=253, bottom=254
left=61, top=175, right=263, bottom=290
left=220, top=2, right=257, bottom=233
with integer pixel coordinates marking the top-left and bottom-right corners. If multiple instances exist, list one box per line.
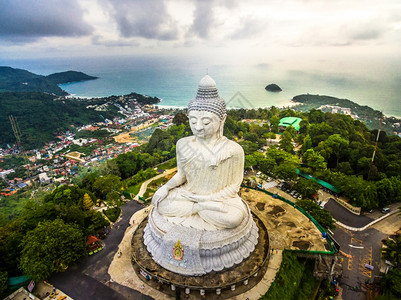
left=279, top=117, right=302, bottom=131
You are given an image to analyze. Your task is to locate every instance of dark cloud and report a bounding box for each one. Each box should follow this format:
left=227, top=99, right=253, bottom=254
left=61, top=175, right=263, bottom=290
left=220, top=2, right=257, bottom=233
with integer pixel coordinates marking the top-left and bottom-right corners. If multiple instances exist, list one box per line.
left=349, top=28, right=383, bottom=41
left=188, top=0, right=215, bottom=39
left=102, top=0, right=178, bottom=40
left=344, top=21, right=386, bottom=41
left=0, top=0, right=93, bottom=41
left=92, top=35, right=140, bottom=47
left=230, top=17, right=265, bottom=39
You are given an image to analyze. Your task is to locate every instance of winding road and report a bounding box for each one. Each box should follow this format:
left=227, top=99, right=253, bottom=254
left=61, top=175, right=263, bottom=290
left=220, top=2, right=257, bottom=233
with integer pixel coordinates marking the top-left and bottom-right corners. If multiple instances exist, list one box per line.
left=49, top=200, right=153, bottom=300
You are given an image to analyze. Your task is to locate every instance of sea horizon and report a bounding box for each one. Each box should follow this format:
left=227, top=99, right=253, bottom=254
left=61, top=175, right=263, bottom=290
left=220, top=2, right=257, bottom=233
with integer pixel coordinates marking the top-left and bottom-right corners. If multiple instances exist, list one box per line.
left=1, top=54, right=400, bottom=118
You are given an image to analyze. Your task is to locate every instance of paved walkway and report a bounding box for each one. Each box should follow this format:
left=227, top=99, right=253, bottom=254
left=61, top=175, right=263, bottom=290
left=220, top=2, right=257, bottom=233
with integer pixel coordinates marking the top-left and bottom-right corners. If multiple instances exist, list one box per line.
left=109, top=208, right=170, bottom=300
left=134, top=167, right=177, bottom=200
left=325, top=199, right=373, bottom=228
left=336, top=209, right=400, bottom=232
left=231, top=250, right=283, bottom=300
left=325, top=199, right=401, bottom=231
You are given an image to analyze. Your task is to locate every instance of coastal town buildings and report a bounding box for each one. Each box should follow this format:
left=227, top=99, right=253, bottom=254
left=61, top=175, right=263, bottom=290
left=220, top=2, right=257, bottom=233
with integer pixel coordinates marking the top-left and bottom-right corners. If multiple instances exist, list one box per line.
left=0, top=98, right=175, bottom=196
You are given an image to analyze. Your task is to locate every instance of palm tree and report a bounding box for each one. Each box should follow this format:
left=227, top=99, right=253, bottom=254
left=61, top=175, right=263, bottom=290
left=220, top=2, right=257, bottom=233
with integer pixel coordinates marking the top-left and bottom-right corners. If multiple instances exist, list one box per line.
left=382, top=235, right=401, bottom=268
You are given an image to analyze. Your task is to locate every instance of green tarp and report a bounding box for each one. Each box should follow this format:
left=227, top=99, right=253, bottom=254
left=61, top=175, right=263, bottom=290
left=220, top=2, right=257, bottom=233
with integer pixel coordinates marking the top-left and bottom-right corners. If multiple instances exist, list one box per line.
left=296, top=169, right=340, bottom=194
left=279, top=117, right=302, bottom=131
left=8, top=275, right=29, bottom=287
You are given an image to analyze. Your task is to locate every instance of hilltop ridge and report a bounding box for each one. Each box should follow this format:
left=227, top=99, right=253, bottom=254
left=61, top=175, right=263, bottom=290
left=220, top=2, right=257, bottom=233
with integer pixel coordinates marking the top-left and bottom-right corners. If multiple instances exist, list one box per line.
left=46, top=70, right=98, bottom=85
left=0, top=66, right=97, bottom=96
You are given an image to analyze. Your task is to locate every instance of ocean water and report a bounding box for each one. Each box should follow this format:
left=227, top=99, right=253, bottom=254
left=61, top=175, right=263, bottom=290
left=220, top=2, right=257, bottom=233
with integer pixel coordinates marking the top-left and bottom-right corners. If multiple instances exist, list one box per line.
left=1, top=55, right=400, bottom=117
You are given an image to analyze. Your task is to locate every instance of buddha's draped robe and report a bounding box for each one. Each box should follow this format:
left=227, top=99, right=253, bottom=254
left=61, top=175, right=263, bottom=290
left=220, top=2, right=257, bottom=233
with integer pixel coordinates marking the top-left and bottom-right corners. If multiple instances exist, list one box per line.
left=158, top=136, right=247, bottom=231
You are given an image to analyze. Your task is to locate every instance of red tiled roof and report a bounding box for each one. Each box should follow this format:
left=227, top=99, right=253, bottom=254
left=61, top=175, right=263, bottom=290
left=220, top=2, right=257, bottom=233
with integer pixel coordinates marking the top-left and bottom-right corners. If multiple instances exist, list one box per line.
left=86, top=235, right=98, bottom=245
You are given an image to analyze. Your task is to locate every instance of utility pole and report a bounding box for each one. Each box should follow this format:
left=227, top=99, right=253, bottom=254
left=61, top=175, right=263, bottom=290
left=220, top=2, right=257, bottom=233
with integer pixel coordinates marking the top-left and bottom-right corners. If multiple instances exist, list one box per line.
left=9, top=115, right=31, bottom=180
left=368, top=116, right=382, bottom=180
left=9, top=115, right=22, bottom=149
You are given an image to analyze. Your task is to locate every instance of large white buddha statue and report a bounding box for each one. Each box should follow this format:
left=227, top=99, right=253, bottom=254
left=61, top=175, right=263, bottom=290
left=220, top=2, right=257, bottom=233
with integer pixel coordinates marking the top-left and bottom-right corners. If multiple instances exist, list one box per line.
left=144, top=75, right=258, bottom=275
left=152, top=76, right=246, bottom=231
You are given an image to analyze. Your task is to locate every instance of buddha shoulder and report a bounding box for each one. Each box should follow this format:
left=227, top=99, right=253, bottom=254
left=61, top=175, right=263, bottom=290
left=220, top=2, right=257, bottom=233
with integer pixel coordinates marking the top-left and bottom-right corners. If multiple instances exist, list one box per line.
left=176, top=136, right=194, bottom=148
left=225, top=139, right=245, bottom=156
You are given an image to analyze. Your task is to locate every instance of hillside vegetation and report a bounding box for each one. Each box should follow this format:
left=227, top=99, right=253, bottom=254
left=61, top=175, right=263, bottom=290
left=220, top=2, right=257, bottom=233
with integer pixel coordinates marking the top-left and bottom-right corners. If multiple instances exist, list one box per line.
left=0, top=92, right=119, bottom=149
left=0, top=66, right=97, bottom=96
left=292, top=94, right=400, bottom=135
left=46, top=70, right=97, bottom=84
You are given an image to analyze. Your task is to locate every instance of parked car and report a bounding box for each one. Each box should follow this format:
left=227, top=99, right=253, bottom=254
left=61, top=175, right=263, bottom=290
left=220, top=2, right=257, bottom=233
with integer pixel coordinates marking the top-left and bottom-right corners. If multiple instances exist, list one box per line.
left=381, top=207, right=390, bottom=214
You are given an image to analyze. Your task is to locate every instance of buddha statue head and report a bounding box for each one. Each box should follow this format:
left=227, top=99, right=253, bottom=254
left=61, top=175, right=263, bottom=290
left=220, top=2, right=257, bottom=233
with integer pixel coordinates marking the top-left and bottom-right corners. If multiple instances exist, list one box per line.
left=187, top=75, right=226, bottom=140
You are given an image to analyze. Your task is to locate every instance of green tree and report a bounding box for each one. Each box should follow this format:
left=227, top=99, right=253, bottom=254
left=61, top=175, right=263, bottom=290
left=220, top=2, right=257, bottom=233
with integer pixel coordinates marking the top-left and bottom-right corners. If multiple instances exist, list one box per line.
left=115, top=151, right=147, bottom=179
left=20, top=219, right=86, bottom=281
left=0, top=220, right=25, bottom=276
left=265, top=132, right=276, bottom=139
left=259, top=157, right=276, bottom=175
left=172, top=112, right=188, bottom=126
left=301, top=134, right=312, bottom=154
left=105, top=190, right=122, bottom=208
left=380, top=269, right=401, bottom=298
left=294, top=178, right=320, bottom=199
left=146, top=128, right=174, bottom=155
left=0, top=271, right=7, bottom=296
left=279, top=130, right=294, bottom=154
left=297, top=199, right=335, bottom=230
left=245, top=154, right=257, bottom=170
left=104, top=159, right=121, bottom=177
left=299, top=119, right=310, bottom=135
left=270, top=115, right=280, bottom=133
left=382, top=236, right=401, bottom=268
left=324, top=134, right=349, bottom=168
left=273, top=161, right=298, bottom=181
left=337, top=162, right=354, bottom=175
left=309, top=122, right=333, bottom=146
left=308, top=108, right=326, bottom=124
left=93, top=174, right=122, bottom=199
left=82, top=193, right=94, bottom=210
left=302, top=149, right=327, bottom=171
left=239, top=140, right=259, bottom=155
left=244, top=132, right=258, bottom=143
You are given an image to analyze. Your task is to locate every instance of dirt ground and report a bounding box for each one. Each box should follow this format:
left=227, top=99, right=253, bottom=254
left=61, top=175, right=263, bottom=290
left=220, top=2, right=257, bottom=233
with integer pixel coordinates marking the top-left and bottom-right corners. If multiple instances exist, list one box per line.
left=114, top=120, right=156, bottom=143
left=241, top=188, right=329, bottom=252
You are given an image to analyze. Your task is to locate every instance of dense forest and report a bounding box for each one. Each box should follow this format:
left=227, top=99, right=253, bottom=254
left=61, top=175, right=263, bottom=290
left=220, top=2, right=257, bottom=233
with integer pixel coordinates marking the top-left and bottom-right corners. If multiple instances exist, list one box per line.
left=223, top=107, right=401, bottom=209
left=292, top=94, right=401, bottom=135
left=0, top=92, right=121, bottom=149
left=45, top=70, right=97, bottom=84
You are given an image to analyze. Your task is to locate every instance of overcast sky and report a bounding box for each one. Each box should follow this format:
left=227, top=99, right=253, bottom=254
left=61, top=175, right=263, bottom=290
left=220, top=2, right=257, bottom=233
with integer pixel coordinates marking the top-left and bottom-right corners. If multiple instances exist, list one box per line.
left=1, top=0, right=400, bottom=66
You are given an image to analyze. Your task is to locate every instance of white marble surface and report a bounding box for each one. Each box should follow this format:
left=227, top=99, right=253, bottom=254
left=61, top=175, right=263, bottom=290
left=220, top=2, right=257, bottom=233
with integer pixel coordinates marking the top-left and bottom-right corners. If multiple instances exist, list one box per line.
left=145, top=75, right=259, bottom=275
left=144, top=205, right=259, bottom=275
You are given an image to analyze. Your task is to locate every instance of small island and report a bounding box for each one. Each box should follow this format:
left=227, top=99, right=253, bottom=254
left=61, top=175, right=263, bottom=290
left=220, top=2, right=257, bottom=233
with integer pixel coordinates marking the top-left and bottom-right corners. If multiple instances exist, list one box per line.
left=46, top=71, right=98, bottom=85
left=265, top=83, right=282, bottom=92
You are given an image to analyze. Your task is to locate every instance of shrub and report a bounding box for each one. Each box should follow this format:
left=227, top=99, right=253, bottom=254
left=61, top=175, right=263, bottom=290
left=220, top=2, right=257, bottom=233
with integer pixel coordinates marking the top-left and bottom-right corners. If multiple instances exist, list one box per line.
left=103, top=207, right=121, bottom=223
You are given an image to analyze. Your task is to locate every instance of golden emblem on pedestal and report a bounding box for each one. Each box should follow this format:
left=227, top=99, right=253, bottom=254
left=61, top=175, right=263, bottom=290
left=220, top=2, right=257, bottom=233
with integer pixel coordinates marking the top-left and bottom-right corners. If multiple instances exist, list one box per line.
left=173, top=240, right=184, bottom=261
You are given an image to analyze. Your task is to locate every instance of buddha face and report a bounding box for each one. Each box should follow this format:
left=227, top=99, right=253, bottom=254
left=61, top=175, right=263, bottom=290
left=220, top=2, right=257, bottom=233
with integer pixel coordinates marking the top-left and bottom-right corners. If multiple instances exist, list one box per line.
left=188, top=110, right=222, bottom=140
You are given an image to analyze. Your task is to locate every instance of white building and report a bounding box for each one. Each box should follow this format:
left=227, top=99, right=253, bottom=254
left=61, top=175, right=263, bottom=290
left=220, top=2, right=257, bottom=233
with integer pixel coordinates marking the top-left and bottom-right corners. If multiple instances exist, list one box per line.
left=39, top=172, right=51, bottom=184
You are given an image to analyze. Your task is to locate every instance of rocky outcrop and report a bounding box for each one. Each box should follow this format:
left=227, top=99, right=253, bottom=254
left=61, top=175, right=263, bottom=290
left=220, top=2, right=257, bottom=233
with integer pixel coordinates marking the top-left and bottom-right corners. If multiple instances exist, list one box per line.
left=265, top=83, right=282, bottom=92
